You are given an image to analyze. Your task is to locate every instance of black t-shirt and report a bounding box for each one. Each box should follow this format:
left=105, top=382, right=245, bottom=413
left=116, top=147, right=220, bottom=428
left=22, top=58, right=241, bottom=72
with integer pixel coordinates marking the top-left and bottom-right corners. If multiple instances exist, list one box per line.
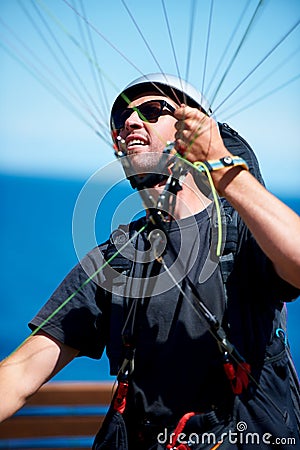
left=29, top=207, right=299, bottom=429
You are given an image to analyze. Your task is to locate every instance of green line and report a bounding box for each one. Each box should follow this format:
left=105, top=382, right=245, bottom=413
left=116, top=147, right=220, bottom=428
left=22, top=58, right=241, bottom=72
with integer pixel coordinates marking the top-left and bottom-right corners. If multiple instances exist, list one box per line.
left=194, top=161, right=222, bottom=257
left=0, top=36, right=111, bottom=145
left=6, top=223, right=147, bottom=358
left=174, top=153, right=223, bottom=257
left=36, top=0, right=121, bottom=94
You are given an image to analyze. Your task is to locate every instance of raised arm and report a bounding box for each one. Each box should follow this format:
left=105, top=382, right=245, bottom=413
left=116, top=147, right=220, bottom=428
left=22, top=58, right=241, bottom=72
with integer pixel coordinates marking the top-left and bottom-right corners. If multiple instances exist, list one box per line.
left=174, top=105, right=300, bottom=288
left=0, top=331, right=79, bottom=422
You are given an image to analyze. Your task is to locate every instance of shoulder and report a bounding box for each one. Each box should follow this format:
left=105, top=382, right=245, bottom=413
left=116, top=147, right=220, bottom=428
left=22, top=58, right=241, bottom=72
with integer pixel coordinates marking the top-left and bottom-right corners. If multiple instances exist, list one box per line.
left=81, top=216, right=147, bottom=285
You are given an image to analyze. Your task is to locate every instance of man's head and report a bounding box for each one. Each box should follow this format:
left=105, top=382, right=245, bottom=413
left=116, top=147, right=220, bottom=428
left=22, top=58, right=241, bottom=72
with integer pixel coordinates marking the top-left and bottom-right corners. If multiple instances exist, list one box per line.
left=110, top=73, right=211, bottom=180
left=110, top=73, right=211, bottom=124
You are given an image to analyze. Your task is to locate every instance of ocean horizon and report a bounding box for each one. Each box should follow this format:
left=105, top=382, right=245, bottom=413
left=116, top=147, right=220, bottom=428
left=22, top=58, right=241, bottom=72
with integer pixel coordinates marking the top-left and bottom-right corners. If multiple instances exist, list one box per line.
left=1, top=172, right=299, bottom=381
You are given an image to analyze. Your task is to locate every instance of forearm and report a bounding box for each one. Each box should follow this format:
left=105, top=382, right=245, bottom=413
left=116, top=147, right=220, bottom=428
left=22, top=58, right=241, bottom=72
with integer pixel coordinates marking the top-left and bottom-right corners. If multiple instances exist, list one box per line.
left=0, top=333, right=79, bottom=422
left=213, top=167, right=300, bottom=288
left=174, top=106, right=300, bottom=288
left=0, top=358, right=33, bottom=422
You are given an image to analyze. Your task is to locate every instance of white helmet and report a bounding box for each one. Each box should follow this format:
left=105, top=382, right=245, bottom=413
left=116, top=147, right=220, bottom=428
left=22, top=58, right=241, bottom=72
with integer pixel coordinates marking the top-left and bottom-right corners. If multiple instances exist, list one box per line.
left=110, top=73, right=212, bottom=129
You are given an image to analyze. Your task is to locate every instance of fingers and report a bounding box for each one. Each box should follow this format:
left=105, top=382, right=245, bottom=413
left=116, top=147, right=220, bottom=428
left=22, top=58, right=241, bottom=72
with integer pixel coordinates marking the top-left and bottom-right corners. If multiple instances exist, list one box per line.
left=174, top=104, right=201, bottom=120
left=173, top=105, right=209, bottom=158
left=173, top=105, right=229, bottom=163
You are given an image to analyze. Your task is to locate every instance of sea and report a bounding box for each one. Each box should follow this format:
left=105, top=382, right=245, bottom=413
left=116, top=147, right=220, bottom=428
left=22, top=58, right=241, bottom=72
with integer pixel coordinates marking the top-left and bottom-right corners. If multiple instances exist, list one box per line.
left=1, top=172, right=300, bottom=382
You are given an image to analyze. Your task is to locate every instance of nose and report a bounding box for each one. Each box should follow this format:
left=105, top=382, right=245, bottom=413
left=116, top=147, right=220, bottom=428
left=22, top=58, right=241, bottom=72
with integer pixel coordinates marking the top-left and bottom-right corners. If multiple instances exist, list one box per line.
left=124, top=110, right=144, bottom=130
left=118, top=110, right=145, bottom=140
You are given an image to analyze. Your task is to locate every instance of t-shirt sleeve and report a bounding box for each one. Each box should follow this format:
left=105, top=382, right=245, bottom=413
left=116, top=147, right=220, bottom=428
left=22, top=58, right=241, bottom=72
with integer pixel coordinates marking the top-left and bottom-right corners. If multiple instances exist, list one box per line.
left=29, top=247, right=110, bottom=359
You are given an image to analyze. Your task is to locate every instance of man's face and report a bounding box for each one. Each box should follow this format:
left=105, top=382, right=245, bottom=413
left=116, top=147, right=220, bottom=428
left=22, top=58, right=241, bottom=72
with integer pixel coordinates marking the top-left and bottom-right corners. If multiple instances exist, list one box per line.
left=114, top=94, right=178, bottom=175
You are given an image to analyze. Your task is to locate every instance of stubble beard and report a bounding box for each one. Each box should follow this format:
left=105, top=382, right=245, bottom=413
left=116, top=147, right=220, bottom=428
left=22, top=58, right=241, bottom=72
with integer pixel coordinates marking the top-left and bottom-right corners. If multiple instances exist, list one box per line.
left=128, top=150, right=166, bottom=178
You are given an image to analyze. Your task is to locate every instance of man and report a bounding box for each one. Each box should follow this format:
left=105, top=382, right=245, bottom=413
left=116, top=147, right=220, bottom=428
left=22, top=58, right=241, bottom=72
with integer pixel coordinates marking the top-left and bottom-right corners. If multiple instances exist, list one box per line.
left=1, top=73, right=300, bottom=449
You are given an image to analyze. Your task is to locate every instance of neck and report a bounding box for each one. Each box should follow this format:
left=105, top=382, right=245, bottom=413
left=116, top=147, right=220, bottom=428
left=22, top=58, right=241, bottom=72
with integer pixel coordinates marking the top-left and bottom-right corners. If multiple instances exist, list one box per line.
left=146, top=172, right=211, bottom=220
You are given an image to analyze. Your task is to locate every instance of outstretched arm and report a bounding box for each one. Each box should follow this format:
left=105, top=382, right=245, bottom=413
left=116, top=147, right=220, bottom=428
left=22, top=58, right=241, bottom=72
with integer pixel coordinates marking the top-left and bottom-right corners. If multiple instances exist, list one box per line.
left=0, top=331, right=79, bottom=422
left=174, top=105, right=300, bottom=289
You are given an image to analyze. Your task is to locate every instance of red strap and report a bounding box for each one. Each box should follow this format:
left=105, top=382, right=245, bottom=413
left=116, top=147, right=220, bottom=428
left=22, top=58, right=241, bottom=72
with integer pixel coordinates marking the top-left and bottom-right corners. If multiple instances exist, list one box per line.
left=113, top=380, right=128, bottom=414
left=224, top=361, right=251, bottom=395
left=223, top=362, right=236, bottom=380
left=166, top=412, right=196, bottom=449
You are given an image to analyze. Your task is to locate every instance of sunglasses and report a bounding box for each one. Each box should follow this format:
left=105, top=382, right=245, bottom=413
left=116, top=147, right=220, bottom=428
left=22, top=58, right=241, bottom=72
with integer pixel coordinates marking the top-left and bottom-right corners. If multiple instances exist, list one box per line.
left=112, top=99, right=175, bottom=131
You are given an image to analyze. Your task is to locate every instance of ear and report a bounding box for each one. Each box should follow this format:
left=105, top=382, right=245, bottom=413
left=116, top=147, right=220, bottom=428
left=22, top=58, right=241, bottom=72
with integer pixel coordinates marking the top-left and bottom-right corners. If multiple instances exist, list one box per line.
left=110, top=130, right=120, bottom=155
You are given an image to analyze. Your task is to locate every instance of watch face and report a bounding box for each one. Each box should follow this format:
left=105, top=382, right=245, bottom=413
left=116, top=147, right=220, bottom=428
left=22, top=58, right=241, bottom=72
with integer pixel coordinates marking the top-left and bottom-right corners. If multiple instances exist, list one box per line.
left=222, top=156, right=233, bottom=166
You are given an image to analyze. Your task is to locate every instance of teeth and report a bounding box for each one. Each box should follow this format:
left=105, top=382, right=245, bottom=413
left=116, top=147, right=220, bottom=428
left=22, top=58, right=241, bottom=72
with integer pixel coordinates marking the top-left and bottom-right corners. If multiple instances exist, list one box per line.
left=127, top=139, right=146, bottom=147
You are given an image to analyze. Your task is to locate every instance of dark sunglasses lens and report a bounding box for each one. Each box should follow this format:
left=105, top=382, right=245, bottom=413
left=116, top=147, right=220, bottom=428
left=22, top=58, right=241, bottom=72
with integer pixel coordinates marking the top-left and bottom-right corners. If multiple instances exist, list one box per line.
left=112, top=101, right=165, bottom=130
left=113, top=109, right=132, bottom=130
left=138, top=102, right=162, bottom=121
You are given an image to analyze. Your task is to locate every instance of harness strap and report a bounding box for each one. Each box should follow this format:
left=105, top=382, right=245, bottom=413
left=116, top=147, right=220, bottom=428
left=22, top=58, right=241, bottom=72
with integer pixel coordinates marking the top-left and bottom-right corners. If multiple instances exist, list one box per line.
left=166, top=410, right=228, bottom=450
left=113, top=377, right=129, bottom=414
left=166, top=412, right=196, bottom=450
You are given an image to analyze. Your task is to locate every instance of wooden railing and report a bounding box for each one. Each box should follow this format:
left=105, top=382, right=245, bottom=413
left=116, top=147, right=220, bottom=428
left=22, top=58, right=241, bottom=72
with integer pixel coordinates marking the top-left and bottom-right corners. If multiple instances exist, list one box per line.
left=0, top=382, right=114, bottom=449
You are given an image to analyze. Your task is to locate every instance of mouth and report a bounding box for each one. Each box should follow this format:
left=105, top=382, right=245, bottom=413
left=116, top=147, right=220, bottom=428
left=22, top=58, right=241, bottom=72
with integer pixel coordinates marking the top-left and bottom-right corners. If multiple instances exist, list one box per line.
left=126, top=137, right=148, bottom=150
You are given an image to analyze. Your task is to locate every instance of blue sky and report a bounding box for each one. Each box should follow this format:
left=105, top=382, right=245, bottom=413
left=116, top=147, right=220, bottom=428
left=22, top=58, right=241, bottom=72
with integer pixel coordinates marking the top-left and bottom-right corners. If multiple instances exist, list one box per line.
left=1, top=0, right=300, bottom=195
